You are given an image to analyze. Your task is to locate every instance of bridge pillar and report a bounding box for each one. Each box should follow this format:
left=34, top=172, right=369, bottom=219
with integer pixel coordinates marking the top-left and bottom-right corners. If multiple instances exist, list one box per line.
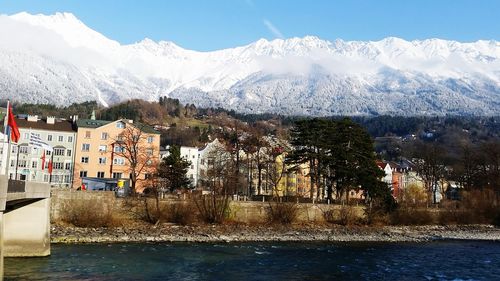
left=3, top=198, right=51, bottom=257
left=0, top=212, right=4, bottom=278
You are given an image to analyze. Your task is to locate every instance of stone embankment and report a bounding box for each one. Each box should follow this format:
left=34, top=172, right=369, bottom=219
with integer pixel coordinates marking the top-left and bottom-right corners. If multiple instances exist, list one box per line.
left=51, top=224, right=500, bottom=244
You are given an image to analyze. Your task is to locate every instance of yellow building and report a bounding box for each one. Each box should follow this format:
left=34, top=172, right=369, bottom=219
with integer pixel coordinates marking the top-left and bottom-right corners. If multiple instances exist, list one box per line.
left=272, top=154, right=311, bottom=198
left=72, top=118, right=160, bottom=192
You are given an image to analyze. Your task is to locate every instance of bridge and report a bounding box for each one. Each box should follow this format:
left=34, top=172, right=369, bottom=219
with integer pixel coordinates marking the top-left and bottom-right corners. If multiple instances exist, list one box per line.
left=0, top=175, right=51, bottom=278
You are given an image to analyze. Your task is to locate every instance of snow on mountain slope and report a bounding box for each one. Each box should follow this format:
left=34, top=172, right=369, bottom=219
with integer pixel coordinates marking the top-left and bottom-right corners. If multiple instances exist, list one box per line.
left=0, top=12, right=499, bottom=116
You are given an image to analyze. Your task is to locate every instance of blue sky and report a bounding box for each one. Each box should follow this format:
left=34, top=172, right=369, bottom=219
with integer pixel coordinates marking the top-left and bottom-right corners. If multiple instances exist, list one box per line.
left=1, top=0, right=498, bottom=51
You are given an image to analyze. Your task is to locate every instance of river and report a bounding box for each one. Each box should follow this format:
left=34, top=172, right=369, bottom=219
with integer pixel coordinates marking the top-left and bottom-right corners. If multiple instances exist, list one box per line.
left=4, top=241, right=500, bottom=280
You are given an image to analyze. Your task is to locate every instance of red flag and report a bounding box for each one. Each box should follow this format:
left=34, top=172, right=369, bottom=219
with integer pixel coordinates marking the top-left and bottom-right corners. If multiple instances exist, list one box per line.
left=41, top=150, right=46, bottom=171
left=48, top=159, right=53, bottom=174
left=7, top=103, right=20, bottom=143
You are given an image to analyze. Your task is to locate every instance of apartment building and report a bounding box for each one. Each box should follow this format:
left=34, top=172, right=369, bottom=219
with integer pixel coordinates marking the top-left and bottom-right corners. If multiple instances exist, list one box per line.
left=72, top=118, right=160, bottom=192
left=2, top=115, right=77, bottom=187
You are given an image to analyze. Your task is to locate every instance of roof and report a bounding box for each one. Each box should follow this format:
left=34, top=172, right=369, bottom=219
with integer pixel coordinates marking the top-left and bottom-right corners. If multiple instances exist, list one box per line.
left=76, top=119, right=160, bottom=134
left=76, top=119, right=112, bottom=128
left=14, top=117, right=76, bottom=132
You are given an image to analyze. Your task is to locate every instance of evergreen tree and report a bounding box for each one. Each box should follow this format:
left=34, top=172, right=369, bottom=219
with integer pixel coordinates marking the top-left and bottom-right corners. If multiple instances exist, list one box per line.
left=158, top=145, right=192, bottom=192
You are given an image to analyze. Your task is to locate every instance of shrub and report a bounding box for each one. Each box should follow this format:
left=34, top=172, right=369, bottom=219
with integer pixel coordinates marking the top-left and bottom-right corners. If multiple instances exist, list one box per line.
left=165, top=202, right=196, bottom=225
left=390, top=207, right=434, bottom=225
left=323, top=205, right=359, bottom=226
left=461, top=189, right=498, bottom=224
left=60, top=200, right=116, bottom=227
left=493, top=209, right=500, bottom=228
left=399, top=184, right=428, bottom=208
left=194, top=194, right=230, bottom=224
left=437, top=208, right=475, bottom=225
left=267, top=202, right=299, bottom=224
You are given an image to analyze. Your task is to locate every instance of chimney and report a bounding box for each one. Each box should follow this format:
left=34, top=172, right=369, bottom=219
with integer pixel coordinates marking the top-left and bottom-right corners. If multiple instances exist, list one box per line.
left=27, top=115, right=38, bottom=122
left=71, top=115, right=79, bottom=124
left=46, top=116, right=55, bottom=125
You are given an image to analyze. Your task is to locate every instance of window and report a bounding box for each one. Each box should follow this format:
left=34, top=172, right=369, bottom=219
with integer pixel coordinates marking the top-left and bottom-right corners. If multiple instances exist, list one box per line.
left=81, top=157, right=89, bottom=163
left=10, top=160, right=15, bottom=167
left=82, top=143, right=90, bottom=151
left=11, top=146, right=17, bottom=154
left=79, top=171, right=87, bottom=178
left=145, top=173, right=152, bottom=180
left=58, top=135, right=64, bottom=142
left=54, top=148, right=65, bottom=156
left=147, top=136, right=154, bottom=143
left=99, top=145, right=107, bottom=152
left=146, top=148, right=153, bottom=156
left=68, top=136, right=73, bottom=143
left=192, top=155, right=195, bottom=159
left=24, top=133, right=29, bottom=140
left=19, top=146, right=29, bottom=154
left=43, top=174, right=49, bottom=182
left=32, top=161, right=38, bottom=169
left=190, top=174, right=194, bottom=179
left=98, top=157, right=106, bottom=164
left=66, top=149, right=72, bottom=157
left=113, top=158, right=125, bottom=165
left=65, top=163, right=71, bottom=170
left=201, top=159, right=205, bottom=165
left=97, top=171, right=105, bottom=178
left=64, top=175, right=71, bottom=183
left=116, top=122, right=125, bottom=129
left=53, top=162, right=64, bottom=170
left=101, top=132, right=108, bottom=140
left=190, top=165, right=194, bottom=169
left=112, top=172, right=123, bottom=179
left=18, top=160, right=27, bottom=168
left=114, top=145, right=124, bottom=153
left=85, top=131, right=91, bottom=138
left=46, top=150, right=51, bottom=156
left=47, top=135, right=53, bottom=141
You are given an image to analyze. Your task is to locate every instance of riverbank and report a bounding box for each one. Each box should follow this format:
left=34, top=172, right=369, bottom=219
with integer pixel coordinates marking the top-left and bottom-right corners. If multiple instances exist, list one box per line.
left=51, top=223, right=500, bottom=243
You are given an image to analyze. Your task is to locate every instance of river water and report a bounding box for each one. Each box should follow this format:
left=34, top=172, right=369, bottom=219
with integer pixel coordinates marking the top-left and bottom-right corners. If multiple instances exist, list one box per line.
left=4, top=241, right=500, bottom=280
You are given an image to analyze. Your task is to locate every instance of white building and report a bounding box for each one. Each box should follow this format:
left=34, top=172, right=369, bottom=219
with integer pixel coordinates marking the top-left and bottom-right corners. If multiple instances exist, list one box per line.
left=161, top=139, right=228, bottom=188
left=2, top=115, right=77, bottom=187
left=162, top=145, right=203, bottom=187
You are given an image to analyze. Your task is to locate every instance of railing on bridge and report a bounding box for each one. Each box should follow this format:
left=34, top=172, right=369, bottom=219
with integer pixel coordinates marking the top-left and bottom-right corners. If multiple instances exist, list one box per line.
left=7, top=179, right=26, bottom=193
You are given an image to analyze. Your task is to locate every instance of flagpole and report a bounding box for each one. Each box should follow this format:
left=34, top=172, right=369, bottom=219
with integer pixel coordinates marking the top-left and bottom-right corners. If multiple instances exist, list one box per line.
left=14, top=143, right=20, bottom=180
left=49, top=153, right=54, bottom=184
left=2, top=100, right=10, bottom=176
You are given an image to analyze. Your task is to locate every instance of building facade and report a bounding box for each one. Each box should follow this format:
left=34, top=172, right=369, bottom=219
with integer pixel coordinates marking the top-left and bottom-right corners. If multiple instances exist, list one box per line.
left=72, top=118, right=161, bottom=192
left=2, top=115, right=77, bottom=187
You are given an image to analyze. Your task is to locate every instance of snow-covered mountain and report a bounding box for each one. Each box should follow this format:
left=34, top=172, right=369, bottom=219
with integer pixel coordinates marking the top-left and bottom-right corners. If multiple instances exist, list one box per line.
left=0, top=12, right=499, bottom=115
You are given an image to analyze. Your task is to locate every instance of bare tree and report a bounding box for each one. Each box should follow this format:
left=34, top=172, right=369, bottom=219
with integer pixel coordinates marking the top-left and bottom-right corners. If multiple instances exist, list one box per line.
left=412, top=142, right=447, bottom=204
left=113, top=124, right=158, bottom=194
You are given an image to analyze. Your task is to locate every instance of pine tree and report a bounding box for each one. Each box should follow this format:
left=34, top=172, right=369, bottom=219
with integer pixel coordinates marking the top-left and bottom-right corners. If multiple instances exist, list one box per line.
left=158, top=145, right=192, bottom=192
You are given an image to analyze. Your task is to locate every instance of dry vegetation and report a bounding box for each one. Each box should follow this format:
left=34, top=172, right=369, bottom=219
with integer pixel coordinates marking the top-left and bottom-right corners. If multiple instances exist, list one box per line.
left=267, top=202, right=299, bottom=224
left=60, top=200, right=118, bottom=227
left=323, top=205, right=361, bottom=226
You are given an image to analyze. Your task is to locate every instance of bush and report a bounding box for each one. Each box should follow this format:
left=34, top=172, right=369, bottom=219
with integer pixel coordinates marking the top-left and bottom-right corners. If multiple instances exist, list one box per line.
left=323, top=205, right=359, bottom=226
left=60, top=200, right=116, bottom=227
left=390, top=207, right=434, bottom=225
left=267, top=202, right=299, bottom=224
left=165, top=202, right=196, bottom=225
left=493, top=209, right=500, bottom=228
left=437, top=208, right=475, bottom=225
left=194, top=195, right=230, bottom=224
